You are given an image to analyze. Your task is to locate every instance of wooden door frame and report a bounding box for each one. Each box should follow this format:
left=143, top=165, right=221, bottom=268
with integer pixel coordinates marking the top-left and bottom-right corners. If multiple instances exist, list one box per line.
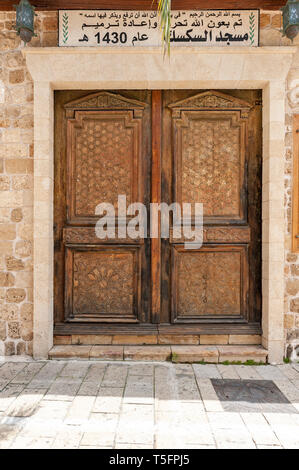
left=54, top=88, right=262, bottom=334
left=23, top=47, right=295, bottom=361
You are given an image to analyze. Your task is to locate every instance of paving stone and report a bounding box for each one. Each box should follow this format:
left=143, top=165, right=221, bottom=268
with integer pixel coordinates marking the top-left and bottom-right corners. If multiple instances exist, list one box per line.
left=49, top=346, right=91, bottom=359
left=171, top=345, right=218, bottom=363
left=0, top=423, right=24, bottom=449
left=93, top=387, right=123, bottom=413
left=124, top=374, right=154, bottom=404
left=11, top=363, right=44, bottom=384
left=52, top=429, right=83, bottom=449
left=256, top=365, right=288, bottom=381
left=32, top=400, right=70, bottom=421
left=18, top=419, right=61, bottom=438
left=174, top=364, right=194, bottom=375
left=263, top=414, right=299, bottom=449
left=77, top=380, right=101, bottom=397
left=58, top=361, right=90, bottom=378
left=0, top=362, right=27, bottom=383
left=81, top=431, right=115, bottom=447
left=115, top=443, right=153, bottom=449
left=101, top=364, right=128, bottom=388
left=124, top=346, right=171, bottom=362
left=0, top=360, right=298, bottom=450
left=65, top=395, right=96, bottom=424
left=127, top=363, right=154, bottom=376
left=0, top=381, right=9, bottom=392
left=11, top=436, right=54, bottom=449
left=117, top=404, right=154, bottom=445
left=274, top=379, right=299, bottom=412
left=0, top=384, right=25, bottom=412
left=175, top=370, right=202, bottom=402
left=79, top=445, right=113, bottom=449
left=240, top=412, right=280, bottom=446
left=217, top=364, right=240, bottom=379
left=208, top=412, right=256, bottom=448
left=156, top=409, right=214, bottom=446
left=193, top=364, right=222, bottom=379
left=45, top=378, right=82, bottom=401
left=154, top=366, right=181, bottom=412
left=233, top=365, right=262, bottom=380
left=90, top=346, right=124, bottom=360
left=256, top=445, right=283, bottom=449
left=195, top=378, right=223, bottom=412
left=126, top=374, right=154, bottom=387
left=215, top=437, right=256, bottom=449
left=154, top=434, right=191, bottom=449
left=88, top=412, right=119, bottom=432
left=277, top=364, right=299, bottom=381
left=27, top=361, right=66, bottom=388
left=6, top=388, right=47, bottom=417
left=83, top=363, right=107, bottom=382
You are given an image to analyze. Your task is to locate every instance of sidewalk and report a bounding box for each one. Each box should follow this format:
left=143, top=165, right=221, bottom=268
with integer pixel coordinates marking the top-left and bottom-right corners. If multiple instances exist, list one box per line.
left=0, top=360, right=298, bottom=449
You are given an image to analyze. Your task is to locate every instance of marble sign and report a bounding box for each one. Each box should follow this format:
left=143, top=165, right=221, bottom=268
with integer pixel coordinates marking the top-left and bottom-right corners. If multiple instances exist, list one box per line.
left=59, top=9, right=259, bottom=47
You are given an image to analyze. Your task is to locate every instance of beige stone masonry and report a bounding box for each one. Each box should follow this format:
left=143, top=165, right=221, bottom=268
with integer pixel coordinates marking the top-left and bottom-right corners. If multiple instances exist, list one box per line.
left=48, top=344, right=268, bottom=363
left=22, top=46, right=295, bottom=363
left=53, top=334, right=262, bottom=346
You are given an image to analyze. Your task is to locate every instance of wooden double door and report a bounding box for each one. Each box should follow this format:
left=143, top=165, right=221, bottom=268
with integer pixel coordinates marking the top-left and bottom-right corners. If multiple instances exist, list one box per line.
left=54, top=89, right=262, bottom=335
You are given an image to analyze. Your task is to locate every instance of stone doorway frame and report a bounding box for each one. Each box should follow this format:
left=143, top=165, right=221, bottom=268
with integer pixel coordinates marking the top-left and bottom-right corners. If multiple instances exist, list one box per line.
left=23, top=46, right=295, bottom=363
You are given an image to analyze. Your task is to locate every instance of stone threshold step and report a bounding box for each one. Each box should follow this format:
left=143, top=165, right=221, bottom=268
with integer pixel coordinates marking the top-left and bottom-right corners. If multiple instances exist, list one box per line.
left=48, top=345, right=268, bottom=363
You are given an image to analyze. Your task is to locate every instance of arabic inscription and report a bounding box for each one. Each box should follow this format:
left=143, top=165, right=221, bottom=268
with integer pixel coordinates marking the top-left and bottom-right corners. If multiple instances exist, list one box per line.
left=59, top=10, right=259, bottom=47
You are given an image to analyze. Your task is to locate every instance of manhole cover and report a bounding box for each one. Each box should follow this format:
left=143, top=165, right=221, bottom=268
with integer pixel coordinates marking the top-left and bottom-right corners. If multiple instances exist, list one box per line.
left=211, top=379, right=298, bottom=414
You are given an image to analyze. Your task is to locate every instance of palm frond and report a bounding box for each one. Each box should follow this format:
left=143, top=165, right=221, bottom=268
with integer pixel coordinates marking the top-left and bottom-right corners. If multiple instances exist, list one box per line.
left=157, top=0, right=171, bottom=56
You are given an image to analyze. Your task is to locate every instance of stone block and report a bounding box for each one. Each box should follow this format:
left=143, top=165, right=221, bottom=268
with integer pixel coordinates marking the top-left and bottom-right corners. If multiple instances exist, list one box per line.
left=112, top=335, right=157, bottom=345
left=53, top=335, right=71, bottom=345
left=72, top=335, right=112, bottom=345
left=171, top=346, right=219, bottom=363
left=218, top=345, right=268, bottom=363
left=158, top=334, right=199, bottom=344
left=228, top=335, right=262, bottom=345
left=124, top=346, right=171, bottom=361
left=6, top=288, right=25, bottom=303
left=200, top=335, right=229, bottom=345
left=48, top=345, right=91, bottom=359
left=0, top=224, right=15, bottom=240
left=90, top=345, right=124, bottom=360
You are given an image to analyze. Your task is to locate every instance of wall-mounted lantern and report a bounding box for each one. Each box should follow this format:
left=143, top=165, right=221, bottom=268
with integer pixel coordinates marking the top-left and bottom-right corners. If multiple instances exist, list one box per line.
left=14, top=0, right=36, bottom=44
left=281, top=0, right=299, bottom=40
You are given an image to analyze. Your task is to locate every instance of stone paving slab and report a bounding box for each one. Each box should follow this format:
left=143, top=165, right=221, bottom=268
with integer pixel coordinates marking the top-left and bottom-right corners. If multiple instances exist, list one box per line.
left=0, top=360, right=298, bottom=449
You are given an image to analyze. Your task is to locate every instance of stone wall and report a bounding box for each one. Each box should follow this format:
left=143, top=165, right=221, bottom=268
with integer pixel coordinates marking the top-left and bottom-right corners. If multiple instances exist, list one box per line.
left=258, top=12, right=299, bottom=361
left=0, top=11, right=57, bottom=356
left=0, top=9, right=298, bottom=359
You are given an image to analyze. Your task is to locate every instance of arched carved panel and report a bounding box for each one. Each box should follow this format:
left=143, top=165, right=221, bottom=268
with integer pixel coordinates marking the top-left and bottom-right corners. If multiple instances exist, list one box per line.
left=65, top=91, right=147, bottom=224
left=169, top=91, right=250, bottom=221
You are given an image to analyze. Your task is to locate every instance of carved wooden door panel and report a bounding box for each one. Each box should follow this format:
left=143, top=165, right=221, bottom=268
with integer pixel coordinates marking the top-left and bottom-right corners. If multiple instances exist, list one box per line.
left=54, top=91, right=151, bottom=324
left=161, top=90, right=262, bottom=326
left=54, top=89, right=262, bottom=333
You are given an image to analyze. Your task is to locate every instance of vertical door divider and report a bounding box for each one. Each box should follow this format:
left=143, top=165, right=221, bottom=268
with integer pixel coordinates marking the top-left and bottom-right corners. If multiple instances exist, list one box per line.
left=151, top=90, right=162, bottom=323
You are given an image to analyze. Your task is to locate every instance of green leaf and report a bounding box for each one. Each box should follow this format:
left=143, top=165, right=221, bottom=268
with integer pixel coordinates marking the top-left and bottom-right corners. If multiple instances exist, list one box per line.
left=157, top=0, right=171, bottom=56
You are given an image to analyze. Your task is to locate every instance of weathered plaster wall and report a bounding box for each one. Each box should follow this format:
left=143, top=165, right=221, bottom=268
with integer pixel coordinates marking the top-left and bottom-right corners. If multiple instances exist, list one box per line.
left=0, top=9, right=298, bottom=359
